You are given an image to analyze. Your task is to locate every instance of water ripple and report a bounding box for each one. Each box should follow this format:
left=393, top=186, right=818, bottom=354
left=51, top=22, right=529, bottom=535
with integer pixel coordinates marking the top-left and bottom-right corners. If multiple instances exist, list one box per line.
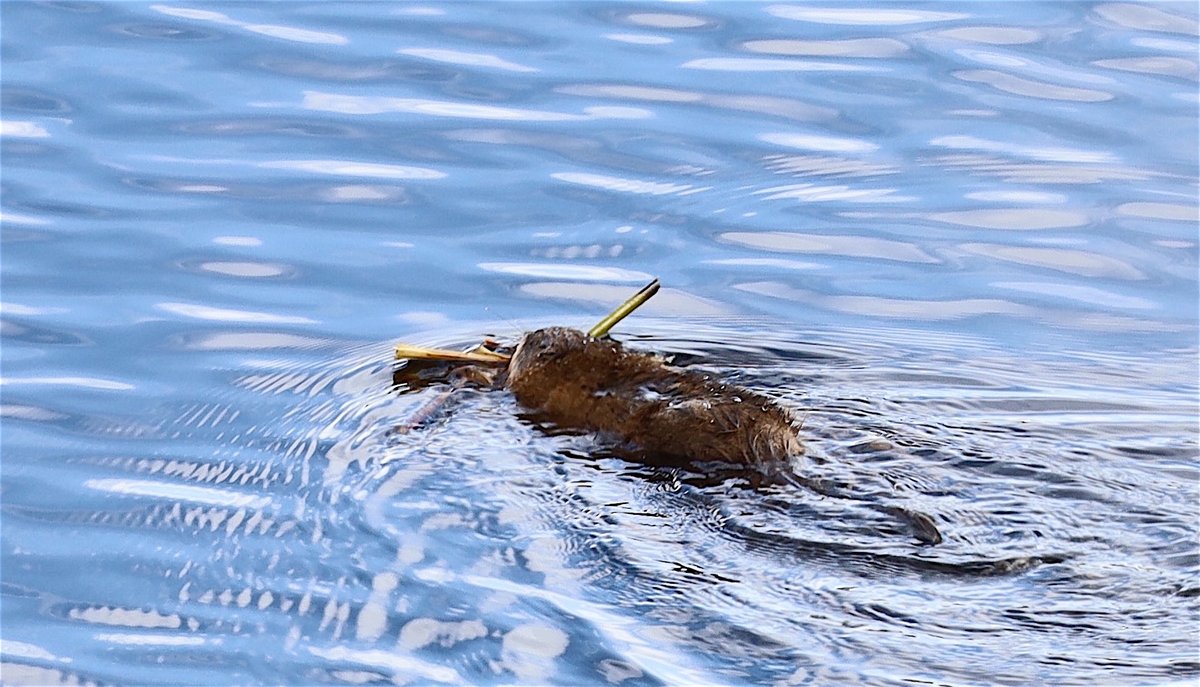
left=954, top=69, right=1114, bottom=101
left=299, top=91, right=651, bottom=121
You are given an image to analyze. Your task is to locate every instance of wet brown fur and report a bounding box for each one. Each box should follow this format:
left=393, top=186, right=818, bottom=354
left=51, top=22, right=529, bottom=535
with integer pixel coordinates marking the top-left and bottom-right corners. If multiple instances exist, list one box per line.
left=505, top=327, right=803, bottom=469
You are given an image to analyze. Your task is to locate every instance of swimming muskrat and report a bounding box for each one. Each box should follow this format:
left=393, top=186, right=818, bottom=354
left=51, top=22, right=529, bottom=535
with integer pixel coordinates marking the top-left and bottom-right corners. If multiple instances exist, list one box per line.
left=393, top=279, right=942, bottom=545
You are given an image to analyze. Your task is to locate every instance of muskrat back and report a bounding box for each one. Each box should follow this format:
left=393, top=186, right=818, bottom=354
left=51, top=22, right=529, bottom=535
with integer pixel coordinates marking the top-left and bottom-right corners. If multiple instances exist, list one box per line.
left=505, top=327, right=803, bottom=469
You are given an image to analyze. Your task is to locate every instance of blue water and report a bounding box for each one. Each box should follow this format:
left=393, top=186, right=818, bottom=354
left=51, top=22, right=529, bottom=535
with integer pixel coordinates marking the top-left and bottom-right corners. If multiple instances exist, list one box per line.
left=2, top=2, right=1198, bottom=685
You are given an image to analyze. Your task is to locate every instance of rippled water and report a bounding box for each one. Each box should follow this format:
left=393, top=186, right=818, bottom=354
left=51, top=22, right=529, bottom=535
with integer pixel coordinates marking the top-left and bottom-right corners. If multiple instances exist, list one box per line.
left=2, top=2, right=1198, bottom=685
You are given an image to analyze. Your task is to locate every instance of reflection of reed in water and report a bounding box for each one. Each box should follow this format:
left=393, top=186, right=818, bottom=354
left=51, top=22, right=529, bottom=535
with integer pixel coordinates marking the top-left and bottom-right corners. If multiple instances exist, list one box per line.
left=393, top=279, right=941, bottom=545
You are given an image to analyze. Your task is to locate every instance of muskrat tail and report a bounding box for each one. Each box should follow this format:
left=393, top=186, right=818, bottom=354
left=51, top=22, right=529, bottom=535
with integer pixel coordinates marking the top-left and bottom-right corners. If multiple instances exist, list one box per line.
left=786, top=472, right=944, bottom=547
left=883, top=506, right=943, bottom=546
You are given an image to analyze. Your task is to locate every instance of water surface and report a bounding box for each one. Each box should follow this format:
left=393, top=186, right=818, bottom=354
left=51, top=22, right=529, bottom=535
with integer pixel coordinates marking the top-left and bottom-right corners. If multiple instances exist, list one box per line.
left=2, top=2, right=1197, bottom=685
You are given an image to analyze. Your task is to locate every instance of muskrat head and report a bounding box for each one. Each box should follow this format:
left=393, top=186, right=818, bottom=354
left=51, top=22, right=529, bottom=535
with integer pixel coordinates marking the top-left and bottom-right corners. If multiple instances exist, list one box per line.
left=507, top=327, right=585, bottom=384
left=505, top=327, right=619, bottom=406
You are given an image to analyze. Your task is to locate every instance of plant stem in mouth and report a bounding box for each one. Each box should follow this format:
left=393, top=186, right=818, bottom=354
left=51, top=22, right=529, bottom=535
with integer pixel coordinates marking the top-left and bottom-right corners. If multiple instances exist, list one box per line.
left=393, top=343, right=510, bottom=364
left=588, top=278, right=660, bottom=338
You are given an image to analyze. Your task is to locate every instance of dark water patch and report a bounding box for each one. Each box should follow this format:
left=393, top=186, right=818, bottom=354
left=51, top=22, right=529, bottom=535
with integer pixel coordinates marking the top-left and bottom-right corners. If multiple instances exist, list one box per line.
left=110, top=22, right=219, bottom=42
left=252, top=55, right=460, bottom=85
left=173, top=116, right=363, bottom=139
left=1, top=317, right=90, bottom=346
left=1, top=88, right=74, bottom=114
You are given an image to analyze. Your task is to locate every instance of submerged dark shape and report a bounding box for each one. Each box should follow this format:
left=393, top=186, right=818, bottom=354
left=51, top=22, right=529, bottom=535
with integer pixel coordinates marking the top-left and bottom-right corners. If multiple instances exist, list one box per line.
left=505, top=326, right=803, bottom=470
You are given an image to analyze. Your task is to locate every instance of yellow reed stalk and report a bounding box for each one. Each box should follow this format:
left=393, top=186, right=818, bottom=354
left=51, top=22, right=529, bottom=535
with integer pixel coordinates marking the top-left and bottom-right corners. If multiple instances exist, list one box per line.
left=393, top=343, right=510, bottom=364
left=587, top=278, right=660, bottom=338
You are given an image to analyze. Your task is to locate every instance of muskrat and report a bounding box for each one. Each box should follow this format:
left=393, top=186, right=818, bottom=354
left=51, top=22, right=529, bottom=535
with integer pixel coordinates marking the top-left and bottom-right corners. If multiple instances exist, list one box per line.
left=393, top=280, right=942, bottom=545
left=505, top=326, right=802, bottom=471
